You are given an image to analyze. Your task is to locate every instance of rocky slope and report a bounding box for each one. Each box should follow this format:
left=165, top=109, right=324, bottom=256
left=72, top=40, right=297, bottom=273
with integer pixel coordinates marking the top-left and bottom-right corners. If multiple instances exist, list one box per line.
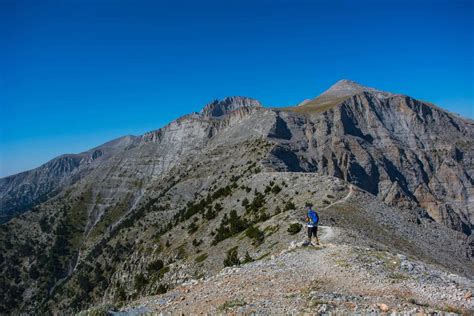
left=0, top=80, right=473, bottom=315
left=0, top=135, right=137, bottom=223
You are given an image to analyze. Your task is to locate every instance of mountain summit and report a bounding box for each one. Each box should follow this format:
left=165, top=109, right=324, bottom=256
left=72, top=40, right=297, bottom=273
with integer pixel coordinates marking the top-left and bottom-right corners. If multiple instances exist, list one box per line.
left=297, top=79, right=394, bottom=108
left=319, top=79, right=394, bottom=98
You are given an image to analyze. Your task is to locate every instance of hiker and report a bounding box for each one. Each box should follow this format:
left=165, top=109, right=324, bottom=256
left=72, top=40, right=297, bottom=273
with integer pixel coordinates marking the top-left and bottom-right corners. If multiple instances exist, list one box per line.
left=306, top=205, right=320, bottom=246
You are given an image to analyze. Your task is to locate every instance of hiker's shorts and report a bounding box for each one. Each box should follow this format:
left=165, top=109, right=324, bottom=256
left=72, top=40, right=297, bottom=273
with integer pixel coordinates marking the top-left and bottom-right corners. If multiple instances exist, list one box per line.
left=307, top=226, right=318, bottom=239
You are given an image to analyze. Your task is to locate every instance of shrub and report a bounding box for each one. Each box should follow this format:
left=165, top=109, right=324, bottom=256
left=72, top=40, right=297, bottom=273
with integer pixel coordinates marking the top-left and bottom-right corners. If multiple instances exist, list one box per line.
left=287, top=223, right=302, bottom=235
left=187, top=222, right=198, bottom=234
left=147, top=259, right=164, bottom=273
left=246, top=192, right=265, bottom=213
left=241, top=198, right=249, bottom=207
left=271, top=185, right=282, bottom=194
left=204, top=207, right=216, bottom=220
left=39, top=217, right=51, bottom=233
left=156, top=284, right=168, bottom=294
left=242, top=251, right=253, bottom=264
left=212, top=186, right=232, bottom=200
left=245, top=225, right=264, bottom=245
left=116, top=285, right=126, bottom=302
left=192, top=239, right=202, bottom=247
left=284, top=201, right=296, bottom=211
left=212, top=210, right=250, bottom=245
left=214, top=203, right=223, bottom=212
left=274, top=206, right=282, bottom=214
left=223, top=247, right=240, bottom=267
left=156, top=266, right=170, bottom=279
left=134, top=273, right=148, bottom=292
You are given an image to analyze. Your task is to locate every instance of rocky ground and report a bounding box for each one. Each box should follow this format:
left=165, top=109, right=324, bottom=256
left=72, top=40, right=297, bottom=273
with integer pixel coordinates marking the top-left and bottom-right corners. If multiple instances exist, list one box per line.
left=107, top=226, right=473, bottom=315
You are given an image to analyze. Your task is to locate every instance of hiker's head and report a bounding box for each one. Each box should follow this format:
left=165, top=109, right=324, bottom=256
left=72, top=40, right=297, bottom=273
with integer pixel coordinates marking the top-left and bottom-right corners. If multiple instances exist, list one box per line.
left=306, top=202, right=313, bottom=210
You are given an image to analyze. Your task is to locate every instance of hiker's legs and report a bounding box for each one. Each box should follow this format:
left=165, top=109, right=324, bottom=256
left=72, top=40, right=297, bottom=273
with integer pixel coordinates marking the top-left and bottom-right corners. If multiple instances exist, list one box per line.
left=307, top=226, right=313, bottom=243
left=314, top=226, right=320, bottom=244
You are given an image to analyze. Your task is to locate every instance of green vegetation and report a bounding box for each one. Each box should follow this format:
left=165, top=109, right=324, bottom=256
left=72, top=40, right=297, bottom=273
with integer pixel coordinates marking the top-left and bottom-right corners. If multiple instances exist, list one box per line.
left=195, top=253, right=208, bottom=263
left=271, top=185, right=282, bottom=194
left=245, top=225, right=265, bottom=245
left=134, top=273, right=147, bottom=292
left=284, top=200, right=296, bottom=211
left=242, top=251, right=253, bottom=264
left=192, top=239, right=202, bottom=247
left=156, top=284, right=168, bottom=294
left=287, top=223, right=302, bottom=235
left=115, top=285, right=127, bottom=302
left=245, top=191, right=265, bottom=213
left=187, top=222, right=198, bottom=234
left=256, top=252, right=271, bottom=260
left=218, top=299, right=247, bottom=311
left=212, top=210, right=250, bottom=245
left=146, top=259, right=164, bottom=273
left=223, top=246, right=240, bottom=267
left=279, top=96, right=349, bottom=114
left=89, top=194, right=131, bottom=240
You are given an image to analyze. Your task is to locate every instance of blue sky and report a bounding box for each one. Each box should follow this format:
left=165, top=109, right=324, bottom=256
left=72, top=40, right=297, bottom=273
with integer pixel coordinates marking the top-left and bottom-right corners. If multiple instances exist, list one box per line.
left=1, top=0, right=473, bottom=177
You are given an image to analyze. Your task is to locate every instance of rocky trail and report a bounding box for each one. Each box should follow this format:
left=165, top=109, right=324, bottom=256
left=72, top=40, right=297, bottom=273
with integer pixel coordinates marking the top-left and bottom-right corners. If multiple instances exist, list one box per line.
left=112, top=226, right=473, bottom=315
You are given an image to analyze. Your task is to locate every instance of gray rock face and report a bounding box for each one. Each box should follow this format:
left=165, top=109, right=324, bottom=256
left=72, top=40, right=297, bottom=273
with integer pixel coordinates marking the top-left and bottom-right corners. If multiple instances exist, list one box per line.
left=200, top=96, right=262, bottom=118
left=269, top=92, right=474, bottom=235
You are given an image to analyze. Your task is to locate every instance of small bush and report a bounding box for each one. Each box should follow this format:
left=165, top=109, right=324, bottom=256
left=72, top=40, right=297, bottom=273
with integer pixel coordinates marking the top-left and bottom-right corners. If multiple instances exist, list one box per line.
left=192, top=239, right=202, bottom=247
left=204, top=208, right=216, bottom=220
left=264, top=185, right=272, bottom=194
left=212, top=210, right=250, bottom=245
left=245, top=225, right=264, bottom=245
left=242, top=251, right=253, bottom=264
left=284, top=201, right=296, bottom=211
left=223, top=246, right=240, bottom=267
left=287, top=223, right=302, bottom=235
left=187, top=222, right=198, bottom=234
left=147, top=259, right=164, bottom=273
left=134, top=273, right=148, bottom=292
left=271, top=185, right=282, bottom=194
left=156, top=284, right=168, bottom=294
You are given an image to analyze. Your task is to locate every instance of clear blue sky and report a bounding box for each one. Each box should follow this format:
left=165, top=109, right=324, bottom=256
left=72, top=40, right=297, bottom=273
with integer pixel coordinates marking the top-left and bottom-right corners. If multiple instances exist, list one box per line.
left=1, top=0, right=473, bottom=177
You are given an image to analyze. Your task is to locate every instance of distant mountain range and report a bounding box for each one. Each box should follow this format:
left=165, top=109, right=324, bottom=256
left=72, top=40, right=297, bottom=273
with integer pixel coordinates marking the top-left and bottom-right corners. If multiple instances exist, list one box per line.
left=1, top=80, right=473, bottom=314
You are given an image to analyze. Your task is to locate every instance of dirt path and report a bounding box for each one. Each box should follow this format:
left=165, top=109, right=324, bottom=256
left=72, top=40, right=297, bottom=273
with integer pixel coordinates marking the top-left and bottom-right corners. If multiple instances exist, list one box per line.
left=121, top=239, right=472, bottom=315
left=323, top=184, right=354, bottom=210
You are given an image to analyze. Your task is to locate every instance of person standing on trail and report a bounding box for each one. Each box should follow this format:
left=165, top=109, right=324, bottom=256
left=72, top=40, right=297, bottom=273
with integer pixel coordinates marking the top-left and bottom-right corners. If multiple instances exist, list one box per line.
left=306, top=204, right=320, bottom=246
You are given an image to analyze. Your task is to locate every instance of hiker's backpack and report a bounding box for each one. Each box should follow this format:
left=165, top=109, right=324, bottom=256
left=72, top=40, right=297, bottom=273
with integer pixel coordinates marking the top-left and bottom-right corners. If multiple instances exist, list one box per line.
left=308, top=210, right=319, bottom=225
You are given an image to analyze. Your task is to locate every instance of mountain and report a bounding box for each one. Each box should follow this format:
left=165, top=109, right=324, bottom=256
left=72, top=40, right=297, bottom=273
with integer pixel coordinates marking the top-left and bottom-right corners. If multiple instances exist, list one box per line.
left=0, top=80, right=473, bottom=314
left=0, top=135, right=137, bottom=223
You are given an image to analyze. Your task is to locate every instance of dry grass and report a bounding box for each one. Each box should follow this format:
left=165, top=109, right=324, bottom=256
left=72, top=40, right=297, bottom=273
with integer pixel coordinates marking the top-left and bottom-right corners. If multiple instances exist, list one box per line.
left=277, top=96, right=350, bottom=114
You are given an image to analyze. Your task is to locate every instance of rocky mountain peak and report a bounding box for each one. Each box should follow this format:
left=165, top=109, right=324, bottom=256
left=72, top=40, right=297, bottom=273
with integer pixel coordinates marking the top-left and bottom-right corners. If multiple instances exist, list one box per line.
left=200, top=96, right=262, bottom=118
left=319, top=79, right=394, bottom=99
